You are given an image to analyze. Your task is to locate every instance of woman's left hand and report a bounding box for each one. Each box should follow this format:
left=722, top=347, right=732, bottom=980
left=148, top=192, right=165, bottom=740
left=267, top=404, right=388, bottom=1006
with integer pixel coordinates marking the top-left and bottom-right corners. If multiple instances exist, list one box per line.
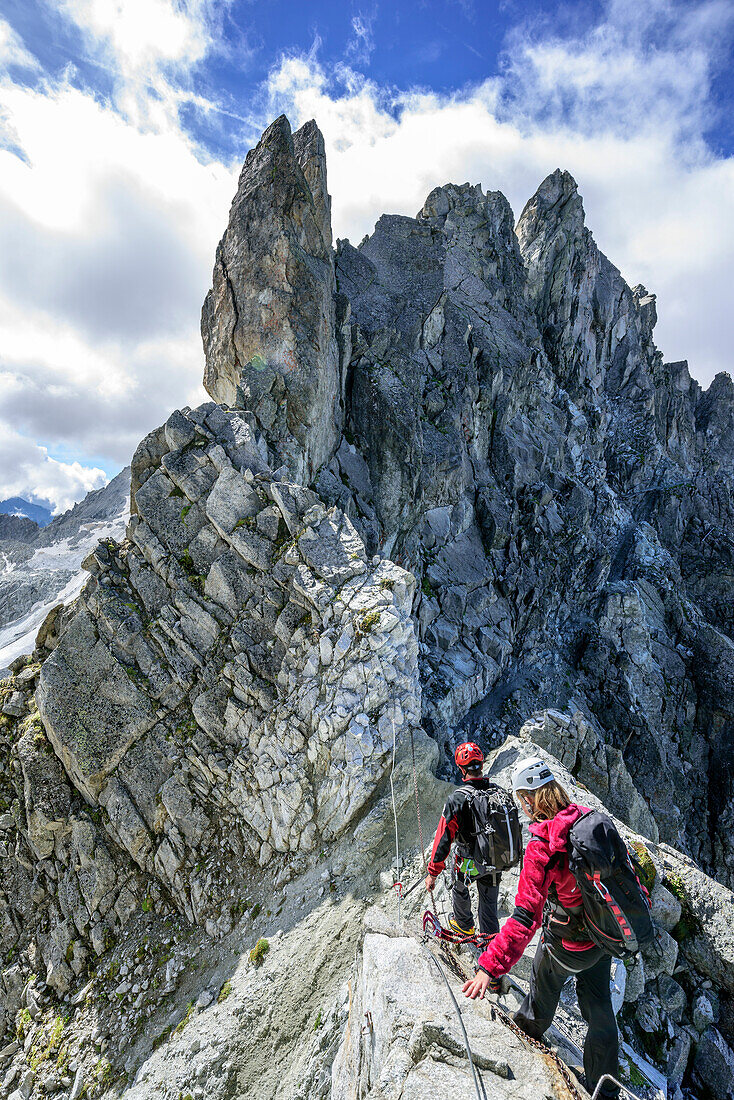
left=462, top=970, right=491, bottom=999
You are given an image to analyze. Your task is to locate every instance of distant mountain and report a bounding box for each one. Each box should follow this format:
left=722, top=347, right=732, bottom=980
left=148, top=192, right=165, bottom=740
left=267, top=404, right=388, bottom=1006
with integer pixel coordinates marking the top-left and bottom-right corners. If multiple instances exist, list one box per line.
left=0, top=513, right=40, bottom=543
left=0, top=496, right=53, bottom=527
left=0, top=467, right=130, bottom=672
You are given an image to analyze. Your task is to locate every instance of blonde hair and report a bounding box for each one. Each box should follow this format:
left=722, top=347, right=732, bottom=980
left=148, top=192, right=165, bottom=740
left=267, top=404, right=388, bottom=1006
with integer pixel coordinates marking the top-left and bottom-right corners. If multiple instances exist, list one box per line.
left=517, top=780, right=572, bottom=822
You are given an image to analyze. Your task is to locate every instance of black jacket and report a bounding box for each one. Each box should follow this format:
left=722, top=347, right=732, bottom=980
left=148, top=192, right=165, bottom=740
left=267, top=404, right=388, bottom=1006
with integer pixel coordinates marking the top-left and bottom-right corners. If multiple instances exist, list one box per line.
left=428, top=777, right=504, bottom=875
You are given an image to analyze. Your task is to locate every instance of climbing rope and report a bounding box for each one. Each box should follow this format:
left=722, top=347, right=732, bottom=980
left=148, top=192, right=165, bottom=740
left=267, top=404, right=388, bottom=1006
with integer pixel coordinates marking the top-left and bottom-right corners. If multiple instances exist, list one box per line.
left=435, top=938, right=586, bottom=1100
left=409, top=724, right=435, bottom=905
left=422, top=909, right=497, bottom=949
left=420, top=942, right=488, bottom=1100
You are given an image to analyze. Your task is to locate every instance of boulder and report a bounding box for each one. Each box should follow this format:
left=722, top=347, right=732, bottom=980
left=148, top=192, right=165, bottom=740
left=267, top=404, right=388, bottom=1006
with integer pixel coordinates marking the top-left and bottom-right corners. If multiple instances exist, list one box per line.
left=693, top=1027, right=734, bottom=1100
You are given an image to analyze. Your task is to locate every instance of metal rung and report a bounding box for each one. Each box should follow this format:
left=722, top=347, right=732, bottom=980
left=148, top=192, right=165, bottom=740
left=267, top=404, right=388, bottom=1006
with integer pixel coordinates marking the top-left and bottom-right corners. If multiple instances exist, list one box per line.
left=591, top=1073, right=641, bottom=1100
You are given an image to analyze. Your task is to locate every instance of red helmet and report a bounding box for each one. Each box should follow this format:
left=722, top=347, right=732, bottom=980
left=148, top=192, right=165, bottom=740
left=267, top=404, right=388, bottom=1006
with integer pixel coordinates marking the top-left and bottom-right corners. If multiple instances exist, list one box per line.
left=454, top=742, right=484, bottom=769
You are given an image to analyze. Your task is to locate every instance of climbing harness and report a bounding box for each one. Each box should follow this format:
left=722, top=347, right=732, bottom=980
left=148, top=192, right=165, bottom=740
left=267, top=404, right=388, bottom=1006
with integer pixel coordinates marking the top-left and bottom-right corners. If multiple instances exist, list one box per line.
left=422, top=909, right=497, bottom=949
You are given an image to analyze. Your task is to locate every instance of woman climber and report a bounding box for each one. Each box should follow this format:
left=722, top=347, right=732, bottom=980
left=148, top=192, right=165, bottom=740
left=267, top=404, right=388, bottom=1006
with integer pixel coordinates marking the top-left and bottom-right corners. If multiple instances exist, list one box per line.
left=462, top=756, right=621, bottom=1100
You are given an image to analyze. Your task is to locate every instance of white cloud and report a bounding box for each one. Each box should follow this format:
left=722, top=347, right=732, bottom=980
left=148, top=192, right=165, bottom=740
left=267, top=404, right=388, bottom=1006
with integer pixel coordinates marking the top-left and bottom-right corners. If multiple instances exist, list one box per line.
left=0, top=2, right=233, bottom=508
left=346, top=11, right=376, bottom=67
left=0, top=426, right=106, bottom=513
left=0, top=52, right=232, bottom=507
left=50, top=0, right=226, bottom=127
left=500, top=0, right=733, bottom=150
left=56, top=0, right=212, bottom=72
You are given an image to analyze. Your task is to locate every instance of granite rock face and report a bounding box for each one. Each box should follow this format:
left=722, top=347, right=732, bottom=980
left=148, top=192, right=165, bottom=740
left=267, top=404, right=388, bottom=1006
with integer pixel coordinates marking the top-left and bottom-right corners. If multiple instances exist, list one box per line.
left=332, top=932, right=564, bottom=1100
left=33, top=403, right=419, bottom=932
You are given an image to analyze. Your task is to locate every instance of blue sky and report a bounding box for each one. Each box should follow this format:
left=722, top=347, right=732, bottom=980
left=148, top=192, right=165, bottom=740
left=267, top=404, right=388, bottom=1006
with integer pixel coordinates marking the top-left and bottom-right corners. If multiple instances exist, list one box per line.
left=0, top=0, right=733, bottom=511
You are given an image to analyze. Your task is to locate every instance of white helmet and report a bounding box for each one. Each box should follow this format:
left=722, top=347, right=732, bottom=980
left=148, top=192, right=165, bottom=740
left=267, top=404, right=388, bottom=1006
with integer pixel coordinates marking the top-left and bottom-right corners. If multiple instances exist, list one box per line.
left=511, top=756, right=555, bottom=792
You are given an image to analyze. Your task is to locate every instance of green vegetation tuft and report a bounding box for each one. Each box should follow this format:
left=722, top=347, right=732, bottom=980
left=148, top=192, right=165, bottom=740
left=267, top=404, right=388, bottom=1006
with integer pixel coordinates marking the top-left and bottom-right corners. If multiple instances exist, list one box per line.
left=217, top=980, right=233, bottom=1003
left=249, top=938, right=270, bottom=967
left=625, top=1061, right=648, bottom=1088
left=663, top=872, right=702, bottom=942
left=30, top=1014, right=66, bottom=1070
left=629, top=841, right=657, bottom=890
left=174, top=1001, right=195, bottom=1035
left=178, top=549, right=207, bottom=595
left=356, top=610, right=381, bottom=637
left=16, top=1007, right=32, bottom=1041
left=105, top=958, right=121, bottom=981
left=180, top=505, right=191, bottom=520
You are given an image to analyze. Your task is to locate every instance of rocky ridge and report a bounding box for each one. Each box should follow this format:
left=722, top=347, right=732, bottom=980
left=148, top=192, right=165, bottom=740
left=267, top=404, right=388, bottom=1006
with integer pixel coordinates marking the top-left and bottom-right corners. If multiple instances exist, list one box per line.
left=0, top=113, right=732, bottom=1100
left=200, top=114, right=734, bottom=885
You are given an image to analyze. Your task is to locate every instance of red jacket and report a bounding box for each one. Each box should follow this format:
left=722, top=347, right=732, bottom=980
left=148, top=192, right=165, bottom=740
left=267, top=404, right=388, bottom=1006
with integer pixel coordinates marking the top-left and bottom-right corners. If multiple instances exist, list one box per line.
left=477, top=803, right=594, bottom=977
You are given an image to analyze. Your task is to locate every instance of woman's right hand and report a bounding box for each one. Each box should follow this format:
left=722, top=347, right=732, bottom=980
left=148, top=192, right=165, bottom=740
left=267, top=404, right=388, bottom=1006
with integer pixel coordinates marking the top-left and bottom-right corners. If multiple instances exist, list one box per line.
left=424, top=873, right=437, bottom=891
left=462, top=970, right=491, bottom=999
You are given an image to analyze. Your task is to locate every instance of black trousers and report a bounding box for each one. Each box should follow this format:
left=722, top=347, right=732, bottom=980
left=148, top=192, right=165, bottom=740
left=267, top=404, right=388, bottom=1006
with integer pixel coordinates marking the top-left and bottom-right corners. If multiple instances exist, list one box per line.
left=451, top=867, right=500, bottom=934
left=514, top=934, right=620, bottom=1099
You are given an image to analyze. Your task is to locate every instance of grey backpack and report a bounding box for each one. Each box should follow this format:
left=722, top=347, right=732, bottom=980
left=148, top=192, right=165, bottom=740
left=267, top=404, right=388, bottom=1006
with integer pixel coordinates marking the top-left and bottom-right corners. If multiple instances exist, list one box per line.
left=464, top=786, right=523, bottom=873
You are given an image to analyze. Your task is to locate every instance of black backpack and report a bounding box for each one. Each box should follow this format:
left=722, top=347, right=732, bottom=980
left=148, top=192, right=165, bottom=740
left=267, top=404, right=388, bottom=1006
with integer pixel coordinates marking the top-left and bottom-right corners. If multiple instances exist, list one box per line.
left=565, top=810, right=654, bottom=959
left=464, top=785, right=523, bottom=874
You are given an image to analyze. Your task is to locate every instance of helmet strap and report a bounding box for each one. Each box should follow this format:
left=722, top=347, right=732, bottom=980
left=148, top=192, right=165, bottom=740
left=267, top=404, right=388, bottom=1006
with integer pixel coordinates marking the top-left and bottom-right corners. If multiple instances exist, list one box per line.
left=517, top=792, right=535, bottom=818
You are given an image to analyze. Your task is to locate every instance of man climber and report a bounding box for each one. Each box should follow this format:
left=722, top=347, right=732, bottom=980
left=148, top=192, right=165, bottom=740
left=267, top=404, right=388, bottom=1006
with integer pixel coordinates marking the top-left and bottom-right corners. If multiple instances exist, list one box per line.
left=425, top=742, right=521, bottom=935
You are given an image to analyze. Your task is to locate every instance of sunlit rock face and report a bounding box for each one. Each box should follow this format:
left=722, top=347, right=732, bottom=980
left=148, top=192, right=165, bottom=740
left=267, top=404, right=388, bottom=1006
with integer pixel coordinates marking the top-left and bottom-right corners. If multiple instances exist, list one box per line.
left=36, top=403, right=420, bottom=931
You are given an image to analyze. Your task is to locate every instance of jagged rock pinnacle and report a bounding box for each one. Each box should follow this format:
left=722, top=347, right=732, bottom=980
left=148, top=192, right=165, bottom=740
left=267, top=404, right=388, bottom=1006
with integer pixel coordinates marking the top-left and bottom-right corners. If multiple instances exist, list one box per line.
left=201, top=115, right=343, bottom=483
